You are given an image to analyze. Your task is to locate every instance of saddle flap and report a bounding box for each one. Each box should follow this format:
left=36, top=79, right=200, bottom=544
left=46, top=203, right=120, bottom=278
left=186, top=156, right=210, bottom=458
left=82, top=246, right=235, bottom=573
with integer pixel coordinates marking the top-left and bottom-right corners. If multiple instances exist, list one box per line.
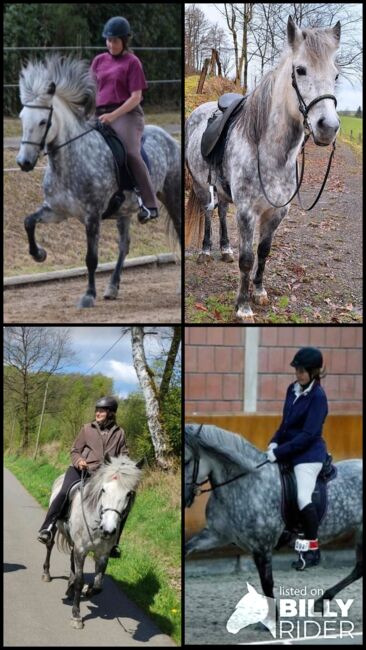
left=218, top=92, right=246, bottom=111
left=201, top=96, right=246, bottom=161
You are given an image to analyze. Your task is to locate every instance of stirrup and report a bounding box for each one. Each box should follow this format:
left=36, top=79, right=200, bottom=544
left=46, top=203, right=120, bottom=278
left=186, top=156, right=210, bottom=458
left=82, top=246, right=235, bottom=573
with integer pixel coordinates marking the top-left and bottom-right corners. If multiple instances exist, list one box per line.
left=37, top=529, right=52, bottom=544
left=110, top=545, right=121, bottom=558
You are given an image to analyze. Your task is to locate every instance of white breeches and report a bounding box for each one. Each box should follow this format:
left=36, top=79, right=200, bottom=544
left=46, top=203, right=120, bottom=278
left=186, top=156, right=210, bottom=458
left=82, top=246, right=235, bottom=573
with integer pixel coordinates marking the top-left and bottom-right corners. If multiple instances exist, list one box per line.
left=294, top=462, right=323, bottom=511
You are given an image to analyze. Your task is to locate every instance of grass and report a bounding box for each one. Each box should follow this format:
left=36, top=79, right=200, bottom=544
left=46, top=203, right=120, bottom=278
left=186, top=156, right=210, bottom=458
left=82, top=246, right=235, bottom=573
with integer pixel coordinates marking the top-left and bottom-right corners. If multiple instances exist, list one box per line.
left=4, top=452, right=181, bottom=644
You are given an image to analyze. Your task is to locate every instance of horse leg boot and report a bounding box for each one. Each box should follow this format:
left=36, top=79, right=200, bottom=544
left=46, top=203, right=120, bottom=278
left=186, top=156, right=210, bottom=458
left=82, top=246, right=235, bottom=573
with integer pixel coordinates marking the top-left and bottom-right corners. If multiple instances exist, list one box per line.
left=218, top=201, right=234, bottom=262
left=252, top=207, right=287, bottom=305
left=104, top=216, right=130, bottom=300
left=24, top=206, right=54, bottom=262
left=78, top=217, right=99, bottom=308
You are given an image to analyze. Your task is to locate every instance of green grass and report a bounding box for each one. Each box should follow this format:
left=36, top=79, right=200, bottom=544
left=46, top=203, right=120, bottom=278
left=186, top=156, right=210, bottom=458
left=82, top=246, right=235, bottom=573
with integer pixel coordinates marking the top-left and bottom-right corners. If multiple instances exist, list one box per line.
left=4, top=453, right=181, bottom=644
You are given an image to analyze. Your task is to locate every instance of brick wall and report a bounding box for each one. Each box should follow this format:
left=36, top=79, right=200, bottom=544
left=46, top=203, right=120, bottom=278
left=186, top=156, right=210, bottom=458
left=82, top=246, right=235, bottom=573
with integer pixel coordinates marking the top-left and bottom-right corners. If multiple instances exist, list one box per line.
left=185, top=326, right=362, bottom=414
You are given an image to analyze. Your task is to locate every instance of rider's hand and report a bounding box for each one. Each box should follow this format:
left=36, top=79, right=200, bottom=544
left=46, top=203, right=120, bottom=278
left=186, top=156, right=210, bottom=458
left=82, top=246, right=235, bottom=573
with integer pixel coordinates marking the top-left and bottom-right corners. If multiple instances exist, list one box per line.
left=78, top=459, right=88, bottom=470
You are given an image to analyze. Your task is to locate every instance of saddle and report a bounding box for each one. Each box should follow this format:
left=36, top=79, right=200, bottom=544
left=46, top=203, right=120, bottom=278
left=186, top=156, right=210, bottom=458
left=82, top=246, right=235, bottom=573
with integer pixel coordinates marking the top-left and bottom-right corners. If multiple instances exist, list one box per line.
left=93, top=120, right=151, bottom=219
left=201, top=92, right=247, bottom=165
left=275, top=454, right=337, bottom=549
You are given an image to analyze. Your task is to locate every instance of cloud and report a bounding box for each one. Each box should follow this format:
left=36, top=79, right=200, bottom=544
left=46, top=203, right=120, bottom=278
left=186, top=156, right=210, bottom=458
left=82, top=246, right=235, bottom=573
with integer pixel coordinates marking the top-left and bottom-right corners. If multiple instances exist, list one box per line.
left=105, top=360, right=138, bottom=384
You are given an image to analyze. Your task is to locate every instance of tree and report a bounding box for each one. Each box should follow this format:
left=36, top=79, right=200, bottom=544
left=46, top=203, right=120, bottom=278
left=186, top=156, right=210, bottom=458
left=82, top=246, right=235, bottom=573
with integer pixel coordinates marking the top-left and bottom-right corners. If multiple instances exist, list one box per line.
left=130, top=326, right=181, bottom=469
left=3, top=327, right=74, bottom=452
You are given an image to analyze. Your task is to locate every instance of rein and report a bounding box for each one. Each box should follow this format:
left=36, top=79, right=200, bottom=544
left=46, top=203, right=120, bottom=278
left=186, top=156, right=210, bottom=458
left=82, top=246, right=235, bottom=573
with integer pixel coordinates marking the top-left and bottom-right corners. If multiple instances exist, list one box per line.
left=257, top=65, right=337, bottom=211
left=80, top=469, right=125, bottom=544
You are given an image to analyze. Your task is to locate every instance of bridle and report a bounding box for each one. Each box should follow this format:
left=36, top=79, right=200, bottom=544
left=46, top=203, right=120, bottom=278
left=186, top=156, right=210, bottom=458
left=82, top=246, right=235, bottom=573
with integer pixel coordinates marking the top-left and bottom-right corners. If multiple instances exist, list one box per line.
left=80, top=470, right=126, bottom=544
left=20, top=101, right=94, bottom=155
left=185, top=425, right=269, bottom=499
left=257, top=65, right=338, bottom=211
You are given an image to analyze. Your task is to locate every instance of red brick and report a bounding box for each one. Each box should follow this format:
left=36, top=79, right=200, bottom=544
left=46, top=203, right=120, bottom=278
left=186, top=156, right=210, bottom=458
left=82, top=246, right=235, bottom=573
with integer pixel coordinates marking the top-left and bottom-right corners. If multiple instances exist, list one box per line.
left=231, top=347, right=245, bottom=372
left=223, top=374, right=240, bottom=400
left=339, top=375, right=355, bottom=399
left=258, top=347, right=268, bottom=372
left=261, top=328, right=278, bottom=346
left=322, top=374, right=339, bottom=399
left=223, top=327, right=243, bottom=346
left=188, top=374, right=206, bottom=400
left=258, top=374, right=276, bottom=401
left=309, top=327, right=326, bottom=346
left=329, top=349, right=347, bottom=374
left=197, top=345, right=215, bottom=372
left=293, top=327, right=310, bottom=346
left=185, top=346, right=197, bottom=372
left=278, top=327, right=294, bottom=346
left=276, top=375, right=291, bottom=400
left=355, top=327, right=362, bottom=347
left=214, top=347, right=232, bottom=372
left=340, top=327, right=358, bottom=348
left=325, top=328, right=341, bottom=347
left=190, top=327, right=207, bottom=344
left=354, top=376, right=362, bottom=400
left=207, top=327, right=224, bottom=345
left=346, top=349, right=362, bottom=374
left=206, top=374, right=222, bottom=400
left=268, top=347, right=285, bottom=372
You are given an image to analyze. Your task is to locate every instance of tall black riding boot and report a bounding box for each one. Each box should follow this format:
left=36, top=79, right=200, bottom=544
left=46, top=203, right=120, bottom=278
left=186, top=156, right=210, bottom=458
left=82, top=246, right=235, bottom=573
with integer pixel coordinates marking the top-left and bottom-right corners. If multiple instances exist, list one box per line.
left=292, top=503, right=320, bottom=570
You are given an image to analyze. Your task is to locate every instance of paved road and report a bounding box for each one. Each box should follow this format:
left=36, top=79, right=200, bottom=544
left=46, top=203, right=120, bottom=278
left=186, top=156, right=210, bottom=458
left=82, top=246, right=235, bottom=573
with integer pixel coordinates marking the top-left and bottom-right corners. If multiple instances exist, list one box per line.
left=4, top=468, right=176, bottom=646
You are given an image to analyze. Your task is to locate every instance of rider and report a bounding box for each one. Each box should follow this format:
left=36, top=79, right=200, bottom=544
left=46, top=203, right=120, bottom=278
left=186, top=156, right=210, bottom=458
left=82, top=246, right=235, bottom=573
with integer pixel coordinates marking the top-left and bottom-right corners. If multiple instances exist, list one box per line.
left=91, top=16, right=159, bottom=224
left=266, top=347, right=328, bottom=570
left=37, top=396, right=129, bottom=558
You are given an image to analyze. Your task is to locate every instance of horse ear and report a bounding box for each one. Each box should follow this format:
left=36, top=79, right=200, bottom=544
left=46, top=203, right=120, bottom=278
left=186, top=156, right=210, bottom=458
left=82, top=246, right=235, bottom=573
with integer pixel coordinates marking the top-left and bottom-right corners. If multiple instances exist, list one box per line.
left=287, top=15, right=301, bottom=49
left=47, top=81, right=56, bottom=96
left=104, top=452, right=112, bottom=464
left=332, top=21, right=341, bottom=45
left=136, top=458, right=145, bottom=470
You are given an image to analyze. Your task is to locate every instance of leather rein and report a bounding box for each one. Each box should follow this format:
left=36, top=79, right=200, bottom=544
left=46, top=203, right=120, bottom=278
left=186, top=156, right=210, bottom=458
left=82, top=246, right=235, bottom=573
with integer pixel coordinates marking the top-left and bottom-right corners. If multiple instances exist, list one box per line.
left=257, top=65, right=337, bottom=211
left=20, top=103, right=95, bottom=154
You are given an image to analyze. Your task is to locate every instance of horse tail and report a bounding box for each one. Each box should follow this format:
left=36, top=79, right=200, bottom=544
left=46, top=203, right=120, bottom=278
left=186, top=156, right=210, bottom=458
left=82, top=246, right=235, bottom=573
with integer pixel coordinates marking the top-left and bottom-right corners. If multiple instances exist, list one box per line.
left=185, top=175, right=205, bottom=249
left=56, top=528, right=72, bottom=554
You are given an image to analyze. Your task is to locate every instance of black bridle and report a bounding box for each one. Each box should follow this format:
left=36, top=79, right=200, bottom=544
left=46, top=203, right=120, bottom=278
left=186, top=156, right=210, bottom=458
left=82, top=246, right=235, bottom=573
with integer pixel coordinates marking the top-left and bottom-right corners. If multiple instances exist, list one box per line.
left=20, top=102, right=94, bottom=154
left=80, top=470, right=126, bottom=544
left=257, top=65, right=338, bottom=211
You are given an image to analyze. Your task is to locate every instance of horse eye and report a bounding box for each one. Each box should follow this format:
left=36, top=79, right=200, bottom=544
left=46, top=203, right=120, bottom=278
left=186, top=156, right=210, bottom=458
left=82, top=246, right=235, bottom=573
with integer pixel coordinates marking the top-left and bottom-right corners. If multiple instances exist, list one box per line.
left=335, top=74, right=339, bottom=81
left=39, top=119, right=47, bottom=126
left=296, top=66, right=307, bottom=76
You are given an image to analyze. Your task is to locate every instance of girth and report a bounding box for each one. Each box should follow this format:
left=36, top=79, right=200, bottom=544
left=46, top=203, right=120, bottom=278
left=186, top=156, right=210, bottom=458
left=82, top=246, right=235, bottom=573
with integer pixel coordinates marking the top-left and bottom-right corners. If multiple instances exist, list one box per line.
left=276, top=454, right=337, bottom=548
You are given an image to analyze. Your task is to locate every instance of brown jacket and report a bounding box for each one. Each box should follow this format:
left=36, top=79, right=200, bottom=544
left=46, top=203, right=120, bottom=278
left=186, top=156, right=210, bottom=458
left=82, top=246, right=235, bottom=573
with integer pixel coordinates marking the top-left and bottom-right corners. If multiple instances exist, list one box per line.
left=71, top=421, right=129, bottom=472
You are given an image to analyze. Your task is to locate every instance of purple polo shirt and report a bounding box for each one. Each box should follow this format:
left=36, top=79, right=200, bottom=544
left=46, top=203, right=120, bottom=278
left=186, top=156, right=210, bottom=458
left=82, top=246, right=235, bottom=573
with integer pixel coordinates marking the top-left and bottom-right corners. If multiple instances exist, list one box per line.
left=91, top=51, right=148, bottom=106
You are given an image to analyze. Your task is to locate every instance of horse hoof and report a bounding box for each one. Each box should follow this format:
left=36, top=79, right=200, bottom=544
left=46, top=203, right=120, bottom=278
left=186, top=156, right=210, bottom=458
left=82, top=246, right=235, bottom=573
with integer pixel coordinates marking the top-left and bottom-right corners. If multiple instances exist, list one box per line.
left=70, top=618, right=84, bottom=629
left=221, top=249, right=234, bottom=263
left=253, top=289, right=269, bottom=305
left=78, top=295, right=95, bottom=308
left=42, top=573, right=51, bottom=582
left=103, top=285, right=118, bottom=300
left=33, top=247, right=47, bottom=263
left=197, top=252, right=212, bottom=264
left=236, top=306, right=255, bottom=322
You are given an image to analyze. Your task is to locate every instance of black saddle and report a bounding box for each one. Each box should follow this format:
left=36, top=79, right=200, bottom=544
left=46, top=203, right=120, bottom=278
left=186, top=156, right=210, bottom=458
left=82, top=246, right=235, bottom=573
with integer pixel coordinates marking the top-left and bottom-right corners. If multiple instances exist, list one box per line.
left=201, top=92, right=247, bottom=164
left=93, top=121, right=150, bottom=219
left=276, top=454, right=337, bottom=549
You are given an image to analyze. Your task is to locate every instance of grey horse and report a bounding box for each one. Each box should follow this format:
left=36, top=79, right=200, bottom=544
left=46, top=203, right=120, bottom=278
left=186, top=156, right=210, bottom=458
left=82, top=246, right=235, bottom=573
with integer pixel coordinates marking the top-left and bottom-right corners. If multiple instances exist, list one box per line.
left=41, top=455, right=142, bottom=629
left=185, top=424, right=362, bottom=613
left=185, top=17, right=340, bottom=321
left=16, top=55, right=181, bottom=308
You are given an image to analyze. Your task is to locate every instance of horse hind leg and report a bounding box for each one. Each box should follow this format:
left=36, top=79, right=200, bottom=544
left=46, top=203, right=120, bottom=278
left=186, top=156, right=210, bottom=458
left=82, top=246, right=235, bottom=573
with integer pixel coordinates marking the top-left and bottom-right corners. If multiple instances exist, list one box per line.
left=104, top=215, right=130, bottom=300
left=314, top=533, right=363, bottom=612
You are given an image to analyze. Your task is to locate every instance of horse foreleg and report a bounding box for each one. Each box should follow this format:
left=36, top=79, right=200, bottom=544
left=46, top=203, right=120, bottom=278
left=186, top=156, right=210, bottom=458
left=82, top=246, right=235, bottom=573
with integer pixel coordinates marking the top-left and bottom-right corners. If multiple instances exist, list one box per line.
left=24, top=205, right=56, bottom=262
left=253, top=549, right=275, bottom=599
left=252, top=207, right=287, bottom=305
left=78, top=218, right=99, bottom=308
left=185, top=527, right=228, bottom=557
left=83, top=554, right=109, bottom=597
left=104, top=216, right=130, bottom=300
left=218, top=201, right=234, bottom=262
left=42, top=530, right=56, bottom=582
left=65, top=548, right=75, bottom=599
left=236, top=209, right=256, bottom=321
left=70, top=549, right=85, bottom=629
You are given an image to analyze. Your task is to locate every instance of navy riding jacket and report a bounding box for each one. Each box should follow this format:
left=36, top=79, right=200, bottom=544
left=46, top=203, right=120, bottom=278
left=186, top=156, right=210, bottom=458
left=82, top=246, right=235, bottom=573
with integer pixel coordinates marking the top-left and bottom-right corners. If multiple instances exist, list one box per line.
left=270, top=381, right=328, bottom=465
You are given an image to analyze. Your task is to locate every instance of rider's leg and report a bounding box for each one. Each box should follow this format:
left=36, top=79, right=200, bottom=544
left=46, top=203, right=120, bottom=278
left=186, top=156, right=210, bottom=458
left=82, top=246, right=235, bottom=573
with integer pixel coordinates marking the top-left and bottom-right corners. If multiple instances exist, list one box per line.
left=293, top=463, right=322, bottom=569
left=38, top=465, right=82, bottom=543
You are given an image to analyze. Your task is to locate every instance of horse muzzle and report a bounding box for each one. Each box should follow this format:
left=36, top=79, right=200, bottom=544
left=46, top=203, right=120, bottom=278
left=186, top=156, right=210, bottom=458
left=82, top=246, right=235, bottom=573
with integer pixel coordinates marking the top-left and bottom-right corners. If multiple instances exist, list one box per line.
left=16, top=154, right=37, bottom=172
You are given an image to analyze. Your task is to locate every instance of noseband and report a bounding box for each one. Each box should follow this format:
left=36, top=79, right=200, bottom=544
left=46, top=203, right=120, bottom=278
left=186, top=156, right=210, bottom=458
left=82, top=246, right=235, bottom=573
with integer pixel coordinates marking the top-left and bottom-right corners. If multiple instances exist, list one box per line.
left=257, top=65, right=338, bottom=211
left=21, top=104, right=54, bottom=150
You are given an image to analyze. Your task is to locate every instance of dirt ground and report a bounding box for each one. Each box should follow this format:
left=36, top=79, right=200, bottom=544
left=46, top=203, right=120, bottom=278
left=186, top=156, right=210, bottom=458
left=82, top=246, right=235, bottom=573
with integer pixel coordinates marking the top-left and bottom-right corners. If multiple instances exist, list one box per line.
left=4, top=263, right=181, bottom=323
left=185, top=140, right=362, bottom=324
left=185, top=554, right=362, bottom=645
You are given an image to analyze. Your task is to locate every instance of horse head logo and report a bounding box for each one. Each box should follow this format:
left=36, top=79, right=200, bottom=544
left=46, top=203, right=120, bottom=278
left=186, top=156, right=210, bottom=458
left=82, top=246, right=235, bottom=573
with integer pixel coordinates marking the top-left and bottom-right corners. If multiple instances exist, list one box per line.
left=226, top=582, right=276, bottom=638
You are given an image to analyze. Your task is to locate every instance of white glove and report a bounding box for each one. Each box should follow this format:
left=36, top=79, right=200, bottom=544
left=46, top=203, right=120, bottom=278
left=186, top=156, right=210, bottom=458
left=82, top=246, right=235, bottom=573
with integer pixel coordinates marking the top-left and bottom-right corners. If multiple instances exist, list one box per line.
left=266, top=448, right=277, bottom=463
left=267, top=442, right=278, bottom=451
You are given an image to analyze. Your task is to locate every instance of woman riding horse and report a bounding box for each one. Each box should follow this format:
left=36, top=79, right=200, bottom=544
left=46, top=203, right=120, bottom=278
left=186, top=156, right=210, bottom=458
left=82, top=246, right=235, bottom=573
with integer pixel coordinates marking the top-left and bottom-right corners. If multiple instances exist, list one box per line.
left=266, top=347, right=328, bottom=569
left=37, top=396, right=129, bottom=558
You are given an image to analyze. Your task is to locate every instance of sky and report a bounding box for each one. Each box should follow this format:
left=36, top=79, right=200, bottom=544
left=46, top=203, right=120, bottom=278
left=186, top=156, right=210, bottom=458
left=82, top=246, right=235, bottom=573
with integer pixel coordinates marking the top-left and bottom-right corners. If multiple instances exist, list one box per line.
left=187, top=3, right=362, bottom=110
left=53, top=326, right=179, bottom=399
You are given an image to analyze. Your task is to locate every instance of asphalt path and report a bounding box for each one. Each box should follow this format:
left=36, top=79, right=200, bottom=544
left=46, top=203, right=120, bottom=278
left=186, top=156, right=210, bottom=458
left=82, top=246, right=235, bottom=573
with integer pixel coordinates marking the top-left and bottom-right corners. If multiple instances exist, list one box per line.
left=4, top=467, right=176, bottom=646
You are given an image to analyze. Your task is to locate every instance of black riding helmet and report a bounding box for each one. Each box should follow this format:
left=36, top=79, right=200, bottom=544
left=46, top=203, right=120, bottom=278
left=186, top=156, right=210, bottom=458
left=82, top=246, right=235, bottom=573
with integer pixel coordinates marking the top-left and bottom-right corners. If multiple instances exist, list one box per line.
left=290, top=347, right=323, bottom=369
left=102, top=16, right=131, bottom=39
left=95, top=396, right=118, bottom=413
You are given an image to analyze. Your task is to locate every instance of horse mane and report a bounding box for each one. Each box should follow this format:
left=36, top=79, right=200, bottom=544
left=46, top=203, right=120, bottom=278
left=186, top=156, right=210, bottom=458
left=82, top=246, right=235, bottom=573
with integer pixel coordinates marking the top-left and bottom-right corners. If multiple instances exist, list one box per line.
left=19, top=54, right=96, bottom=118
left=85, top=456, right=142, bottom=510
left=185, top=423, right=263, bottom=468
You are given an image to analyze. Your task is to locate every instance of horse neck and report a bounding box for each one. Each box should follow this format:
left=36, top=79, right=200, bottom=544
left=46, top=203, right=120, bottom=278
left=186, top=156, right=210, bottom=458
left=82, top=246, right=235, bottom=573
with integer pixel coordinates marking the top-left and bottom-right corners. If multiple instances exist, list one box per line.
left=52, top=96, right=85, bottom=143
left=204, top=438, right=264, bottom=484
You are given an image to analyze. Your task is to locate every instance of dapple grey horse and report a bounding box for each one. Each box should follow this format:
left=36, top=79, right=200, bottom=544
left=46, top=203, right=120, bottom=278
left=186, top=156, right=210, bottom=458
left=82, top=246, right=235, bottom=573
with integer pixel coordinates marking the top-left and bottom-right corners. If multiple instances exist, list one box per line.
left=185, top=424, right=362, bottom=613
left=42, top=455, right=142, bottom=629
left=185, top=17, right=340, bottom=321
left=16, top=55, right=181, bottom=307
